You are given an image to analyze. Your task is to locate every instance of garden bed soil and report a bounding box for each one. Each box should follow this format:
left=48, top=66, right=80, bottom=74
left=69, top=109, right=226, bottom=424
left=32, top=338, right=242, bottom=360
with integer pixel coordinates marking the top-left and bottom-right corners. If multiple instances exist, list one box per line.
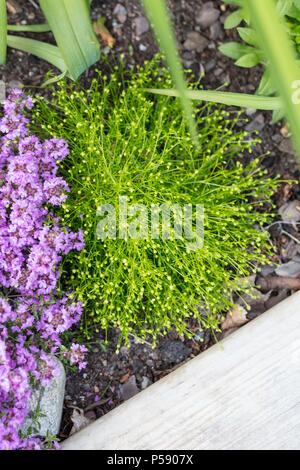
left=2, top=0, right=300, bottom=441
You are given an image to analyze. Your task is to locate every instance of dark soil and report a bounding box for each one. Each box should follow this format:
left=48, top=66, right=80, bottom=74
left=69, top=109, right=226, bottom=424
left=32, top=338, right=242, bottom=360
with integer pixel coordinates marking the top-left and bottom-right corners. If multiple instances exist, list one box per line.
left=2, top=0, right=300, bottom=441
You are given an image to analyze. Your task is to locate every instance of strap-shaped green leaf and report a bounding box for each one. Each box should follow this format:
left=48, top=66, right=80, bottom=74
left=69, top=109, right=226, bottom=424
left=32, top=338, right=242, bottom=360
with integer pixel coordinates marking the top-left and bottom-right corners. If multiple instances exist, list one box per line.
left=7, top=35, right=67, bottom=73
left=39, top=0, right=100, bottom=80
left=247, top=0, right=300, bottom=159
left=0, top=0, right=7, bottom=65
left=144, top=88, right=281, bottom=110
left=141, top=0, right=199, bottom=146
left=7, top=23, right=51, bottom=32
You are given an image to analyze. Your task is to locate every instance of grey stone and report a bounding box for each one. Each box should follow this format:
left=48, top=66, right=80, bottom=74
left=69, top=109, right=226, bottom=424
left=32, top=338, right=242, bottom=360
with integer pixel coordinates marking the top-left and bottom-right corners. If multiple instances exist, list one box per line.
left=245, top=108, right=257, bottom=116
left=159, top=341, right=191, bottom=366
left=8, top=80, right=22, bottom=89
left=210, top=21, right=223, bottom=40
left=196, top=3, right=220, bottom=28
left=205, top=59, right=216, bottom=73
left=113, top=3, right=127, bottom=24
left=141, top=376, right=152, bottom=390
left=272, top=134, right=282, bottom=143
left=102, top=46, right=111, bottom=55
left=279, top=200, right=300, bottom=223
left=133, top=358, right=144, bottom=373
left=259, top=264, right=277, bottom=277
left=214, top=67, right=223, bottom=76
left=120, top=345, right=130, bottom=356
left=275, top=261, right=300, bottom=278
left=279, top=138, right=295, bottom=156
left=134, top=16, right=149, bottom=36
left=184, top=60, right=194, bottom=69
left=245, top=113, right=265, bottom=132
left=120, top=375, right=139, bottom=400
left=193, top=331, right=205, bottom=341
left=21, top=358, right=65, bottom=437
left=183, top=32, right=208, bottom=53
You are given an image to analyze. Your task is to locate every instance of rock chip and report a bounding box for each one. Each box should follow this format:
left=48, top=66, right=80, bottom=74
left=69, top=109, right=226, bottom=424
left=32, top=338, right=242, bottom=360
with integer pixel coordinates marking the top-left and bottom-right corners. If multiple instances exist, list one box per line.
left=120, top=375, right=139, bottom=400
left=132, top=358, right=144, bottom=373
left=134, top=16, right=150, bottom=36
left=210, top=21, right=223, bottom=40
left=113, top=3, right=127, bottom=24
left=259, top=264, right=277, bottom=277
left=275, top=260, right=300, bottom=278
left=245, top=113, right=265, bottom=132
left=159, top=340, right=191, bottom=366
left=141, top=376, right=152, bottom=390
left=183, top=31, right=208, bottom=53
left=279, top=138, right=295, bottom=156
left=279, top=200, right=300, bottom=223
left=196, top=2, right=220, bottom=28
left=21, top=358, right=65, bottom=437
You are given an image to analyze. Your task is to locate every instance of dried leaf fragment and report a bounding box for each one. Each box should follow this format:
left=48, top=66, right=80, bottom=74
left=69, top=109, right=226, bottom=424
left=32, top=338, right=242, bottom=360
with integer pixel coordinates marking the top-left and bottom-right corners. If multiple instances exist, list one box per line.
left=120, top=371, right=130, bottom=383
left=93, top=17, right=116, bottom=47
left=221, top=306, right=248, bottom=330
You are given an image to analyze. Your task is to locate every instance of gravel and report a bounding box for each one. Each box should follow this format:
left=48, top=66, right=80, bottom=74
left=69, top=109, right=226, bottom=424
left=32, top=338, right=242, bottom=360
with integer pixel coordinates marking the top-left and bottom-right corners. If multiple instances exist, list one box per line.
left=133, top=15, right=150, bottom=36
left=196, top=2, right=220, bottom=28
left=159, top=341, right=192, bottom=366
left=183, top=31, right=209, bottom=53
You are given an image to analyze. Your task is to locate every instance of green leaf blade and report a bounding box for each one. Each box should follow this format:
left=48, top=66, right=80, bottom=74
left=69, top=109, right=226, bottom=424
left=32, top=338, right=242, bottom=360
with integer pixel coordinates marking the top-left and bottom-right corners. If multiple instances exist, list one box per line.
left=237, top=27, right=259, bottom=47
left=246, top=0, right=300, bottom=159
left=235, top=52, right=262, bottom=67
left=224, top=9, right=244, bottom=29
left=219, top=42, right=254, bottom=60
left=39, top=0, right=100, bottom=80
left=7, top=23, right=51, bottom=33
left=0, top=0, right=7, bottom=65
left=7, top=35, right=67, bottom=73
left=141, top=0, right=199, bottom=146
left=144, top=87, right=281, bottom=111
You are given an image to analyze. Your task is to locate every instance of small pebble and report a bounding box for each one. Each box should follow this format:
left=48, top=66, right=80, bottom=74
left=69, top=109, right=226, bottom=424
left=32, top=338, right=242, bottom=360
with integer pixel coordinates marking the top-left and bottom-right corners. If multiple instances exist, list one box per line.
left=183, top=32, right=208, bottom=53
left=245, top=113, right=265, bottom=132
left=141, top=376, right=152, bottom=390
left=120, top=375, right=139, bottom=400
left=196, top=2, right=220, bottom=28
left=113, top=3, right=127, bottom=24
left=134, top=16, right=149, bottom=36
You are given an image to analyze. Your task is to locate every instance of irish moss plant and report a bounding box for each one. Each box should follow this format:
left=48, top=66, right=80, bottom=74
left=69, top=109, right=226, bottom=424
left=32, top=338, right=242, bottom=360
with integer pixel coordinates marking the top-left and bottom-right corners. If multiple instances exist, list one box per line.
left=31, top=58, right=277, bottom=347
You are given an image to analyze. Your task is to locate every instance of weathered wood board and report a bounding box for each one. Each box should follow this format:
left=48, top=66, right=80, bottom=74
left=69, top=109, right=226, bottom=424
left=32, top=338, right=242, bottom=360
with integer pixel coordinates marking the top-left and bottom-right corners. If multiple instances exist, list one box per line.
left=62, top=291, right=300, bottom=450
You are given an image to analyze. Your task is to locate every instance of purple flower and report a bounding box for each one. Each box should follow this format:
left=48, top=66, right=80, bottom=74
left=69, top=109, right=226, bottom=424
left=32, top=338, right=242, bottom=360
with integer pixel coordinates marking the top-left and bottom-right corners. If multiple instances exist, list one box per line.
left=0, top=90, right=86, bottom=450
left=43, top=177, right=69, bottom=205
left=64, top=343, right=87, bottom=370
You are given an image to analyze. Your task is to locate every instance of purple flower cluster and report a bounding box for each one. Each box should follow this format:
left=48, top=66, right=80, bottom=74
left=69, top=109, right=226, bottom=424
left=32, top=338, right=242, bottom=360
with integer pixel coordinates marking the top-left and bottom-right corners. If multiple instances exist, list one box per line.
left=0, top=90, right=86, bottom=450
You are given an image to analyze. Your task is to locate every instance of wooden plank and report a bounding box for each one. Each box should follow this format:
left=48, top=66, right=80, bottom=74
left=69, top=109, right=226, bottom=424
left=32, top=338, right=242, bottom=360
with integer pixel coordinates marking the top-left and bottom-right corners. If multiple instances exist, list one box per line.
left=62, top=291, right=300, bottom=450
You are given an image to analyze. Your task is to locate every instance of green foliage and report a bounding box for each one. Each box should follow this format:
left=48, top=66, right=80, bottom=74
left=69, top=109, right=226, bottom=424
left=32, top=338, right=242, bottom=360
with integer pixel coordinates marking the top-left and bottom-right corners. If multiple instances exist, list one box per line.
left=2, top=0, right=100, bottom=80
left=0, top=0, right=7, bottom=65
left=221, top=0, right=300, bottom=105
left=31, top=59, right=277, bottom=347
left=141, top=0, right=199, bottom=146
